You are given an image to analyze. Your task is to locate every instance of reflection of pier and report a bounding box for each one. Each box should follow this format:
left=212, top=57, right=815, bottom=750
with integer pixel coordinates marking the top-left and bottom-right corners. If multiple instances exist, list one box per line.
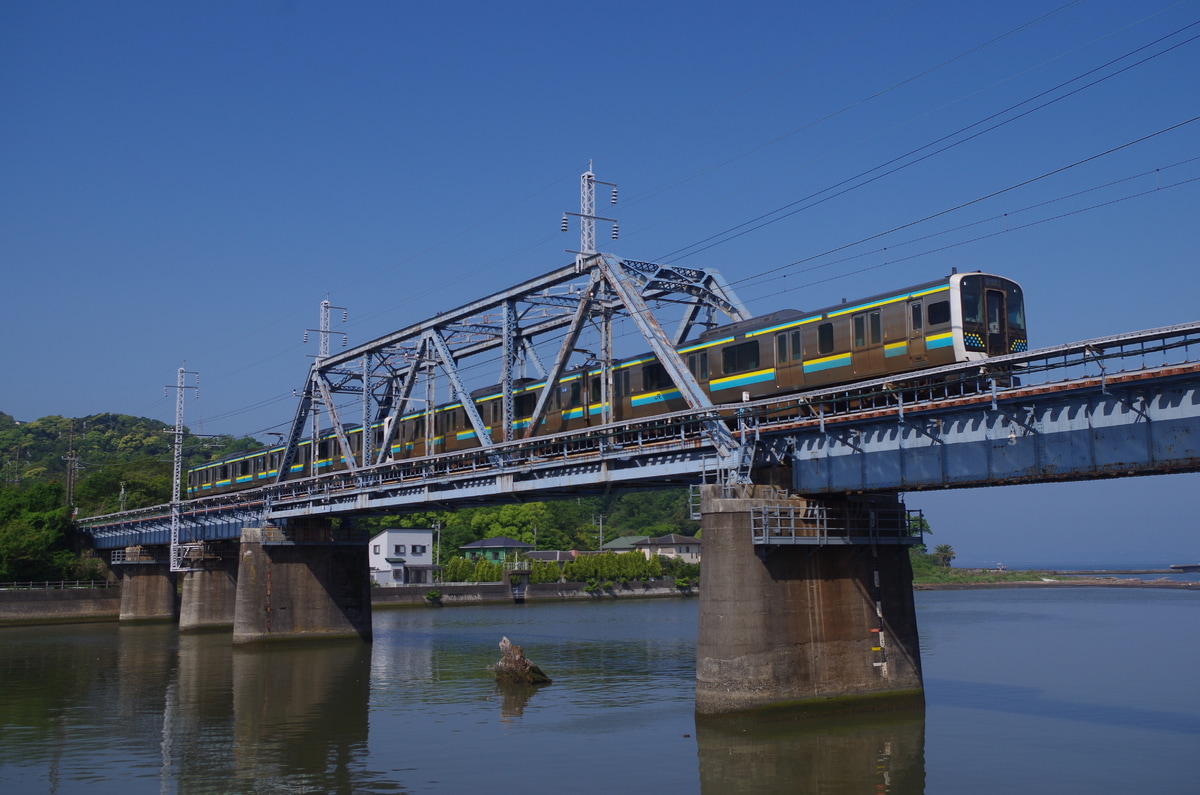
left=696, top=707, right=926, bottom=794
left=229, top=642, right=372, bottom=792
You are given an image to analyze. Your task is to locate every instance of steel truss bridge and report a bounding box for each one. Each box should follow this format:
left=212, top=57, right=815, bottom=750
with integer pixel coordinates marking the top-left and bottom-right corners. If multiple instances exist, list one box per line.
left=79, top=256, right=1200, bottom=557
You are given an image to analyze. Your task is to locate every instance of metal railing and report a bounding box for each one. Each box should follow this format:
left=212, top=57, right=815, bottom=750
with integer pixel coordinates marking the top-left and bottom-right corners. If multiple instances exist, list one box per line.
left=0, top=580, right=118, bottom=590
left=751, top=504, right=925, bottom=547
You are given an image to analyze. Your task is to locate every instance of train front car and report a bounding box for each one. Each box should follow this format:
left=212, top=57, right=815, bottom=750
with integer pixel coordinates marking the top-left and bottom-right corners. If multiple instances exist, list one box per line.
left=950, top=272, right=1027, bottom=361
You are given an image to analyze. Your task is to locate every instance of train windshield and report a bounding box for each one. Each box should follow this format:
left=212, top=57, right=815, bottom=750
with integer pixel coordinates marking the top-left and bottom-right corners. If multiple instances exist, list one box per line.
left=959, top=274, right=1026, bottom=356
left=1006, top=283, right=1026, bottom=333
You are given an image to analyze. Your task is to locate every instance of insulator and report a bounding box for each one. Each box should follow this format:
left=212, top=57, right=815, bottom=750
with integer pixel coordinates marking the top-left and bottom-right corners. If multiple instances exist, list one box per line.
left=303, top=332, right=309, bottom=343
left=342, top=336, right=347, bottom=347
left=611, top=223, right=619, bottom=240
left=610, top=187, right=618, bottom=204
left=561, top=214, right=569, bottom=232
left=342, top=310, right=348, bottom=322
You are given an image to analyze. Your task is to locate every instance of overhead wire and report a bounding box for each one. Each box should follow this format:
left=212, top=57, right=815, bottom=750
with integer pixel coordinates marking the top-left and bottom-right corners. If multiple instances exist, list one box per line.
left=659, top=20, right=1200, bottom=264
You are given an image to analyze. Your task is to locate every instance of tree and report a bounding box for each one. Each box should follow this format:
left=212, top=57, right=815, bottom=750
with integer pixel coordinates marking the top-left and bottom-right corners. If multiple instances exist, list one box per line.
left=0, top=483, right=80, bottom=581
left=932, top=544, right=956, bottom=568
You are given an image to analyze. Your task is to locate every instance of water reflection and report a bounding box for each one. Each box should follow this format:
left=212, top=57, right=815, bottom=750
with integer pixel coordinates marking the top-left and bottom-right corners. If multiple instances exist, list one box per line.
left=696, top=707, right=926, bottom=794
left=168, top=637, right=379, bottom=794
left=494, top=682, right=548, bottom=721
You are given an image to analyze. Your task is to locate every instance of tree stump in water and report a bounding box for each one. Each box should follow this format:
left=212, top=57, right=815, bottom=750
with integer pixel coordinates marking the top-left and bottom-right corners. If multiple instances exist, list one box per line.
left=493, top=636, right=552, bottom=685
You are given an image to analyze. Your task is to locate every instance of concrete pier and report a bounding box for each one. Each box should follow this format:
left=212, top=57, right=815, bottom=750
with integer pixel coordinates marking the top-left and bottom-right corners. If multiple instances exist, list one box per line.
left=116, top=558, right=178, bottom=623
left=232, top=521, right=372, bottom=645
left=695, top=484, right=923, bottom=716
left=179, top=546, right=239, bottom=632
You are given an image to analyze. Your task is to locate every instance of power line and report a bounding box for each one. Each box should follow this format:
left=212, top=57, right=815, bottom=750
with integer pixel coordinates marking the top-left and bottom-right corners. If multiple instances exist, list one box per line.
left=658, top=21, right=1200, bottom=264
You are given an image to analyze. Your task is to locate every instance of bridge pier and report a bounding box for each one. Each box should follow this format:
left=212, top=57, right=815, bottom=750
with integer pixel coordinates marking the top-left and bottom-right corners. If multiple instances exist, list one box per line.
left=179, top=544, right=239, bottom=632
left=114, top=551, right=179, bottom=623
left=695, top=483, right=923, bottom=716
left=232, top=519, right=372, bottom=645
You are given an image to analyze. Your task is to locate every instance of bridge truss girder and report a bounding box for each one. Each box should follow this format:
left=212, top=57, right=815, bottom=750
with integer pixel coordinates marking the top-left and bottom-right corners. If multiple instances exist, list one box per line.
left=274, top=254, right=751, bottom=485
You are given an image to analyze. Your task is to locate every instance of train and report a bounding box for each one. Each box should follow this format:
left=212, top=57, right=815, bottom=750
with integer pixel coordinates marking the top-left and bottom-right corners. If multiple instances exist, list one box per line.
left=187, top=270, right=1026, bottom=496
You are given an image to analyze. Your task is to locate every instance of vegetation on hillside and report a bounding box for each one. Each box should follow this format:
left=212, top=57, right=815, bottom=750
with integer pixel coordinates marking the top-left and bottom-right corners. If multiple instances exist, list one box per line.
left=0, top=410, right=260, bottom=581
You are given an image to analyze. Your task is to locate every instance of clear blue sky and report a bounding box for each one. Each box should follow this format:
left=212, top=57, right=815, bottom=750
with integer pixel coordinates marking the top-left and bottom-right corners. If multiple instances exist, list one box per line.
left=2, top=1, right=1197, bottom=565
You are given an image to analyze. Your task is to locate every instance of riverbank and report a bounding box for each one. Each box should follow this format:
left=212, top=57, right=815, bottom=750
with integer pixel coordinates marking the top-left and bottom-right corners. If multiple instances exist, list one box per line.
left=916, top=575, right=1200, bottom=590
left=3, top=572, right=1194, bottom=627
left=372, top=579, right=693, bottom=608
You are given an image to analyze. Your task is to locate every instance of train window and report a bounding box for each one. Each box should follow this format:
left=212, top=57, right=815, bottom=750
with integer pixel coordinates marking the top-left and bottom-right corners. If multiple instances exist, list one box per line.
left=986, top=291, right=1002, bottom=334
left=928, top=301, right=951, bottom=325
left=616, top=368, right=631, bottom=396
left=791, top=330, right=802, bottom=360
left=699, top=351, right=708, bottom=380
left=219, top=465, right=229, bottom=480
left=590, top=377, right=601, bottom=403
left=722, top=341, right=759, bottom=374
left=960, top=278, right=983, bottom=324
left=818, top=323, right=834, bottom=355
left=238, top=459, right=250, bottom=476
left=854, top=315, right=866, bottom=348
left=870, top=311, right=882, bottom=345
left=776, top=334, right=788, bottom=362
left=911, top=303, right=923, bottom=331
left=570, top=381, right=581, bottom=407
left=515, top=393, right=535, bottom=417
left=643, top=363, right=672, bottom=391
left=1007, top=284, right=1026, bottom=332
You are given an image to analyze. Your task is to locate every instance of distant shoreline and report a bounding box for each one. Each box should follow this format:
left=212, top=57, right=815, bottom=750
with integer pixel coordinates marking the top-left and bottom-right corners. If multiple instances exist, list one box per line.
left=916, top=572, right=1200, bottom=591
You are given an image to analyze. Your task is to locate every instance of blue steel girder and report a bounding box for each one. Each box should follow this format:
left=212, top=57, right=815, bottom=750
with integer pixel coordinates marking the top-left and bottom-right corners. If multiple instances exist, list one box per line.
left=767, top=363, right=1200, bottom=495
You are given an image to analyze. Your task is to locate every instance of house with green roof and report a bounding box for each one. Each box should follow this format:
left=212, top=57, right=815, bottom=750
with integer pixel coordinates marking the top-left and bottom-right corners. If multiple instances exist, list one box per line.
left=601, top=535, right=649, bottom=553
left=459, top=536, right=533, bottom=562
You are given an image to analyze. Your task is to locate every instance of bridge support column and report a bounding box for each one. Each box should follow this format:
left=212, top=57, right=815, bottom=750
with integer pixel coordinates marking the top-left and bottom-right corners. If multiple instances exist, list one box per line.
left=115, top=553, right=179, bottom=623
left=695, top=483, right=923, bottom=716
left=179, top=544, right=239, bottom=632
left=232, top=519, right=372, bottom=645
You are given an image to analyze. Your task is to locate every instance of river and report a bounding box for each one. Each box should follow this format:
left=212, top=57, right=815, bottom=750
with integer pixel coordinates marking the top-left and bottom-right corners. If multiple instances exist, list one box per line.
left=0, top=587, right=1195, bottom=794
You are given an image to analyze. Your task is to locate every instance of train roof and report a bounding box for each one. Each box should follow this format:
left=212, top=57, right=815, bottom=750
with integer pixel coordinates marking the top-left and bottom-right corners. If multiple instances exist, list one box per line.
left=693, top=275, right=958, bottom=344
left=695, top=308, right=807, bottom=343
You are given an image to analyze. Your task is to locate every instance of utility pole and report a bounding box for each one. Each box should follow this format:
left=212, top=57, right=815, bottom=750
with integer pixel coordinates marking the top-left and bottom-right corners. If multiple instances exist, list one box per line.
left=594, top=513, right=605, bottom=552
left=561, top=161, right=619, bottom=272
left=62, top=422, right=79, bottom=510
left=561, top=163, right=619, bottom=422
left=165, top=367, right=200, bottom=572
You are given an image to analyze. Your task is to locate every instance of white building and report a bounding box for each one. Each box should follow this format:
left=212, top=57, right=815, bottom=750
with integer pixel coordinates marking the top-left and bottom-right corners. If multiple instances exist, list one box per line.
left=368, top=528, right=436, bottom=586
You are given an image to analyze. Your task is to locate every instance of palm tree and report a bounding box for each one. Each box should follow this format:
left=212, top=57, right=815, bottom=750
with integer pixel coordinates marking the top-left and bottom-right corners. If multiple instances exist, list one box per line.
left=933, top=544, right=956, bottom=568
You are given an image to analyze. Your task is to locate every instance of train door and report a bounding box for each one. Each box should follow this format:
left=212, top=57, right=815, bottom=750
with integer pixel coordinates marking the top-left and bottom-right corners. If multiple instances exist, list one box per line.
left=852, top=310, right=884, bottom=375
left=984, top=287, right=1008, bottom=357
left=774, top=332, right=802, bottom=390
left=907, top=301, right=928, bottom=365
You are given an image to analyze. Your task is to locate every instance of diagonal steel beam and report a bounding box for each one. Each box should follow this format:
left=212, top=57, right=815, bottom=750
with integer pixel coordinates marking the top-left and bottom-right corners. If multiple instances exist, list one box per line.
left=427, top=330, right=494, bottom=448
left=596, top=254, right=736, bottom=456
left=314, top=371, right=358, bottom=473
left=523, top=271, right=601, bottom=439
